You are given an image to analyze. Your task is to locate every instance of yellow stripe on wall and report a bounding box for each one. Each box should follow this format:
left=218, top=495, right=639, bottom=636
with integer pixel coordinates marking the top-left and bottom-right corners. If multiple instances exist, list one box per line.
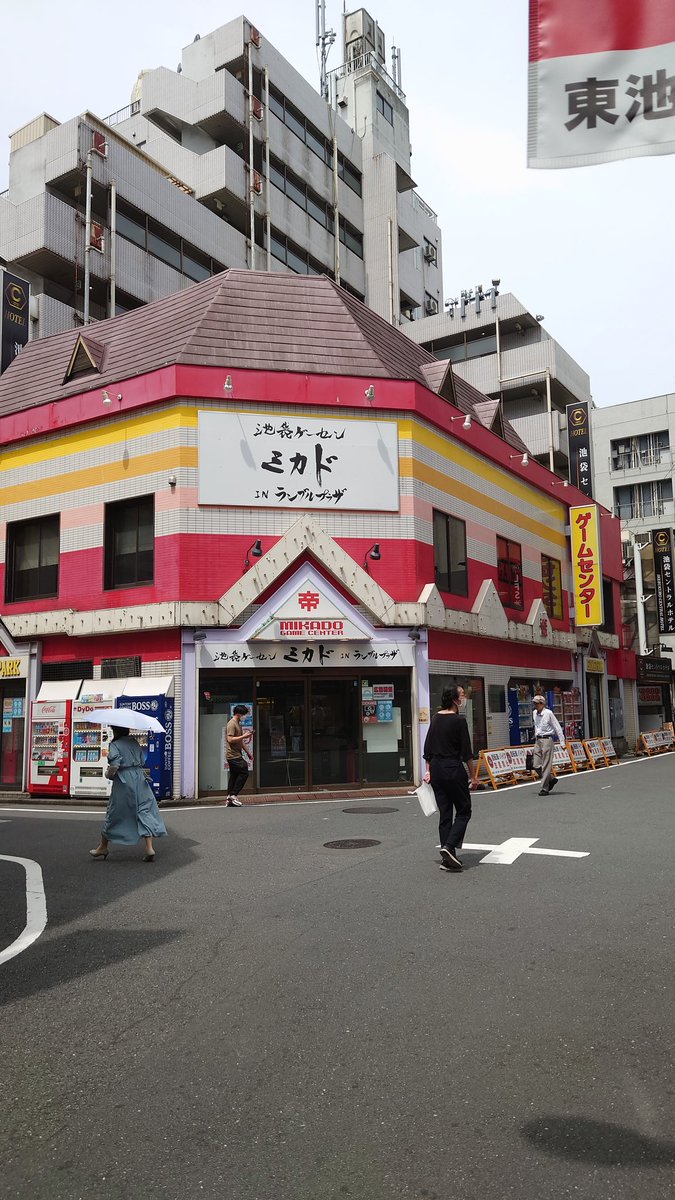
left=1, top=406, right=566, bottom=547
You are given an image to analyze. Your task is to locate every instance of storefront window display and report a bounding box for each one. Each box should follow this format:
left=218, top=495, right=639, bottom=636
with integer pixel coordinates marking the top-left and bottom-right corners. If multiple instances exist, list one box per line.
left=429, top=676, right=486, bottom=753
left=198, top=670, right=413, bottom=793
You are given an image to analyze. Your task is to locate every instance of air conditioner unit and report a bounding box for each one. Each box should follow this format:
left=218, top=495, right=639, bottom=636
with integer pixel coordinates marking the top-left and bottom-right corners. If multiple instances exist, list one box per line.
left=423, top=244, right=436, bottom=263
left=252, top=170, right=263, bottom=195
left=424, top=298, right=439, bottom=316
left=252, top=97, right=263, bottom=121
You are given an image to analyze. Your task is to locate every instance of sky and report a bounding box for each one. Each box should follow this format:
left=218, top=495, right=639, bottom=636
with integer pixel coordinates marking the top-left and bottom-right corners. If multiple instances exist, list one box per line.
left=1, top=0, right=673, bottom=409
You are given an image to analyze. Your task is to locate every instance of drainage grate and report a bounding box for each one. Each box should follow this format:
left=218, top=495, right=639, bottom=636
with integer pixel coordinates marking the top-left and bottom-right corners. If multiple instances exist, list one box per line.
left=343, top=806, right=399, bottom=814
left=323, top=839, right=381, bottom=849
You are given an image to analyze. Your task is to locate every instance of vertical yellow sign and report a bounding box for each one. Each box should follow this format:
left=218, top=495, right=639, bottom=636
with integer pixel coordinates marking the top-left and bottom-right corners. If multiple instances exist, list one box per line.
left=570, top=505, right=603, bottom=626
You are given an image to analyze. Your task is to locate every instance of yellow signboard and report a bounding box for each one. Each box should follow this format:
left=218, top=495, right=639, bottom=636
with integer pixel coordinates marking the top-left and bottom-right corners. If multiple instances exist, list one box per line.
left=0, top=657, right=22, bottom=677
left=570, top=505, right=604, bottom=627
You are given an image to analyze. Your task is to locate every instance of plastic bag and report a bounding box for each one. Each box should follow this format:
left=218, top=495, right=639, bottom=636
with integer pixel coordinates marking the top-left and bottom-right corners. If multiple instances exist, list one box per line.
left=414, top=781, right=438, bottom=817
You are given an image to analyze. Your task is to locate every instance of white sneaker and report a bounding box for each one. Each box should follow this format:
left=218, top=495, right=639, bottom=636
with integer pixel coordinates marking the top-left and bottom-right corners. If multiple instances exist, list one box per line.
left=227, top=796, right=243, bottom=807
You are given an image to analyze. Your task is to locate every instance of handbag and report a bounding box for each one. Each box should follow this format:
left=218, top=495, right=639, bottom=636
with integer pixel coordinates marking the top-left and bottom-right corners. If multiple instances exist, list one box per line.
left=525, top=751, right=534, bottom=772
left=414, top=781, right=438, bottom=817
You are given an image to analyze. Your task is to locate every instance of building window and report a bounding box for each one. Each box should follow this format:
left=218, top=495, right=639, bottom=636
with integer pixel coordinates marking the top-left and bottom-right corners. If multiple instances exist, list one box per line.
left=600, top=578, right=615, bottom=633
left=5, top=515, right=59, bottom=603
left=610, top=431, right=670, bottom=471
left=104, top=495, right=154, bottom=590
left=433, top=510, right=468, bottom=596
left=376, top=91, right=394, bottom=125
left=541, top=554, right=563, bottom=620
left=116, top=200, right=224, bottom=281
left=496, top=536, right=523, bottom=610
left=268, top=229, right=332, bottom=277
left=613, top=479, right=673, bottom=519
left=267, top=83, right=362, bottom=193
left=101, top=656, right=142, bottom=678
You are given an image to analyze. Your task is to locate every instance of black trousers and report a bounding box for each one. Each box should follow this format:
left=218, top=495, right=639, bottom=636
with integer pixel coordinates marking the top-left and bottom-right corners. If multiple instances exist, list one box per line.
left=430, top=758, right=472, bottom=852
left=227, top=756, right=249, bottom=796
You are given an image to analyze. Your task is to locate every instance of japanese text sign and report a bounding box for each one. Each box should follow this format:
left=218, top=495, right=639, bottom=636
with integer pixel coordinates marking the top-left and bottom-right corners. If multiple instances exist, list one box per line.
left=566, top=402, right=593, bottom=497
left=528, top=0, right=675, bottom=169
left=653, top=528, right=675, bottom=634
left=198, top=412, right=399, bottom=511
left=570, top=504, right=603, bottom=626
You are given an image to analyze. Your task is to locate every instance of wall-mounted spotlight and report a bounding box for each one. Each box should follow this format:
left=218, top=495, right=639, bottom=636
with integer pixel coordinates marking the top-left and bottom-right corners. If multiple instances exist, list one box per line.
left=551, top=478, right=569, bottom=488
left=364, top=385, right=375, bottom=401
left=168, top=473, right=177, bottom=488
left=243, top=538, right=263, bottom=570
left=509, top=452, right=529, bottom=467
left=363, top=543, right=381, bottom=571
left=224, top=375, right=233, bottom=393
left=102, top=391, right=122, bottom=406
left=450, top=414, right=472, bottom=430
left=408, top=626, right=421, bottom=641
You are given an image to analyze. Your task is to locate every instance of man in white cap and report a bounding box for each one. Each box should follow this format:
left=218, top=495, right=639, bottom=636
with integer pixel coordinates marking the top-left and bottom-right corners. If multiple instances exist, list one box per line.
left=532, top=694, right=565, bottom=796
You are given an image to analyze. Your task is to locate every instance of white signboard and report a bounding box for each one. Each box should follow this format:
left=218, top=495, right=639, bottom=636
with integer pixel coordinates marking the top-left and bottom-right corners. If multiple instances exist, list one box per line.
left=250, top=576, right=369, bottom=641
left=198, top=411, right=399, bottom=511
left=201, top=641, right=416, bottom=669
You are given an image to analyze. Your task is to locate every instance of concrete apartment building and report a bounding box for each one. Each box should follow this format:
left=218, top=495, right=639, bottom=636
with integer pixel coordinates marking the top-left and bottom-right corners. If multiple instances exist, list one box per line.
left=406, top=290, right=593, bottom=477
left=0, top=9, right=442, bottom=344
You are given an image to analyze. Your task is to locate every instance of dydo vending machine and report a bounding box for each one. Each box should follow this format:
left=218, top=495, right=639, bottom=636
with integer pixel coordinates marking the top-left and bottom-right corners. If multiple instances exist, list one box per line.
left=70, top=679, right=127, bottom=798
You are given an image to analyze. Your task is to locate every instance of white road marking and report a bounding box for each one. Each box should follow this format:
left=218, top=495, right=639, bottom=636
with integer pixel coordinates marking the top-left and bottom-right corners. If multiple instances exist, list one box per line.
left=0, top=855, right=47, bottom=965
left=478, top=837, right=538, bottom=864
left=437, top=838, right=589, bottom=863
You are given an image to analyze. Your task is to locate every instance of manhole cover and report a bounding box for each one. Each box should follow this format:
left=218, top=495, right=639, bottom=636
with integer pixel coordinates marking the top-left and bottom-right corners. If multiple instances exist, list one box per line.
left=343, top=805, right=399, bottom=814
left=323, top=839, right=381, bottom=849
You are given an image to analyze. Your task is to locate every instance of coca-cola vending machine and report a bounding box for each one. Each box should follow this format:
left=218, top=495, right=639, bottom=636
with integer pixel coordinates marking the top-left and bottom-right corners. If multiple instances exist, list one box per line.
left=28, top=682, right=79, bottom=795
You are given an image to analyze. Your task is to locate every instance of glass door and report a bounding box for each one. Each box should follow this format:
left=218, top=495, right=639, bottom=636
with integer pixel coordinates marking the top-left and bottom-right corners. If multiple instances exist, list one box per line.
left=256, top=679, right=306, bottom=790
left=309, top=677, right=360, bottom=787
left=0, top=683, right=25, bottom=789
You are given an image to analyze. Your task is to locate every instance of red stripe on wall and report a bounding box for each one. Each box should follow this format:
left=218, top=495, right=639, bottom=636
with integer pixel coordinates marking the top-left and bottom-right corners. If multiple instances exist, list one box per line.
left=530, top=0, right=675, bottom=62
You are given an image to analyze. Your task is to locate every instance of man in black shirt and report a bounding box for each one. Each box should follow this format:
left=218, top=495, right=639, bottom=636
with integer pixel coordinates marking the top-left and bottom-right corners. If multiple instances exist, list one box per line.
left=423, top=686, right=479, bottom=872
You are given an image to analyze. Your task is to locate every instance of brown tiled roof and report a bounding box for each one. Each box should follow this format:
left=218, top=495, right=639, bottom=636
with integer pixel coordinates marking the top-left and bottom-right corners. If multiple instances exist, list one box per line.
left=0, top=270, right=524, bottom=453
left=453, top=374, right=528, bottom=453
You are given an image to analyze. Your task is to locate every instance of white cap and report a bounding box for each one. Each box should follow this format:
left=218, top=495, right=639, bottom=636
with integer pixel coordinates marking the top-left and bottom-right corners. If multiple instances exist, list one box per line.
left=533, top=694, right=546, bottom=704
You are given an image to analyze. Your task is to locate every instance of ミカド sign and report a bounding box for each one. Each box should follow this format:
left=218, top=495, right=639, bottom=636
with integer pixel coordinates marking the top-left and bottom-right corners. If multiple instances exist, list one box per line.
left=570, top=504, right=603, bottom=626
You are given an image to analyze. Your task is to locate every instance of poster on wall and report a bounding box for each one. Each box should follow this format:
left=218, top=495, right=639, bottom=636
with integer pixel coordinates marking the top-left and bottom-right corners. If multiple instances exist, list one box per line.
left=198, top=412, right=399, bottom=511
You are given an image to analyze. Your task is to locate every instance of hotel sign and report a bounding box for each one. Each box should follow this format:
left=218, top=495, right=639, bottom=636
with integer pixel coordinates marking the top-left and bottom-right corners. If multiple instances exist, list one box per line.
left=1, top=271, right=30, bottom=374
left=566, top=403, right=593, bottom=498
left=570, top=504, right=603, bottom=626
left=198, top=412, right=399, bottom=511
left=653, top=528, right=675, bottom=634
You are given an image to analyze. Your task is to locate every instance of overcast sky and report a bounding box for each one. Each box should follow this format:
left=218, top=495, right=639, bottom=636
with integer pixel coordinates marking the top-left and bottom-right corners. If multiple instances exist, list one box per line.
left=1, top=1, right=673, bottom=409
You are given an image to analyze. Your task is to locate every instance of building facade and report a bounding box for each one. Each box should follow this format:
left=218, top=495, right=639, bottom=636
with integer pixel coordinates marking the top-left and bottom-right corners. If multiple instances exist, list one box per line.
left=591, top=393, right=675, bottom=737
left=406, top=291, right=592, bottom=479
left=0, top=271, right=628, bottom=796
left=0, top=10, right=441, bottom=349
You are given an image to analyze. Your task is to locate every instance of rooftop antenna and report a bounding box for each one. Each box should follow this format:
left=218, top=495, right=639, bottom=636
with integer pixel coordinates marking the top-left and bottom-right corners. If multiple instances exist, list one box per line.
left=391, top=43, right=402, bottom=88
left=316, top=0, right=336, bottom=101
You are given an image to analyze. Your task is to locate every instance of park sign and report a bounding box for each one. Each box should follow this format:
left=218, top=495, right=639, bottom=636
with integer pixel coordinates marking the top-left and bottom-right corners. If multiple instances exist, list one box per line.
left=528, top=0, right=675, bottom=169
left=570, top=504, right=603, bottom=626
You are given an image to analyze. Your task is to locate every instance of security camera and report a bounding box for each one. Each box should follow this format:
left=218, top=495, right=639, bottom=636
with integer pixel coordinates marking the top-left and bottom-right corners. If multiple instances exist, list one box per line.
left=492, top=278, right=500, bottom=288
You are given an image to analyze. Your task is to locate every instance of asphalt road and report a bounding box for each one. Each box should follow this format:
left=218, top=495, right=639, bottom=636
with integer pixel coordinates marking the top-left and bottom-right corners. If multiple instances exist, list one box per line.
left=1, top=757, right=674, bottom=1200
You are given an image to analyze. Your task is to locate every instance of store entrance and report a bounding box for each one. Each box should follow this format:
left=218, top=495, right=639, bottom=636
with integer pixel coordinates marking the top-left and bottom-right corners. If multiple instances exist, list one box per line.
left=255, top=676, right=360, bottom=790
left=0, top=681, right=26, bottom=790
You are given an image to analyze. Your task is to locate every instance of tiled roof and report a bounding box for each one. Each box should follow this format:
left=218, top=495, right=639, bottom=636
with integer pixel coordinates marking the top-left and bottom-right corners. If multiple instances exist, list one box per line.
left=0, top=270, right=525, bottom=453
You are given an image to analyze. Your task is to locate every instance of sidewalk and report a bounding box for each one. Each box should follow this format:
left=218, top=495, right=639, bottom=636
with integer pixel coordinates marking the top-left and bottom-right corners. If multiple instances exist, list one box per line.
left=0, top=786, right=413, bottom=808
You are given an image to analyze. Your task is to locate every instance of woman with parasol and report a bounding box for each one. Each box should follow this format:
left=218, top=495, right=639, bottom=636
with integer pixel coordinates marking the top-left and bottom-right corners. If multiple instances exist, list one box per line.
left=86, top=708, right=167, bottom=863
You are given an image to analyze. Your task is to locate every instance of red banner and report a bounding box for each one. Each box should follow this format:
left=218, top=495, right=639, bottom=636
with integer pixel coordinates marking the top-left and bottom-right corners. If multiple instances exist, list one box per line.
left=528, top=0, right=675, bottom=168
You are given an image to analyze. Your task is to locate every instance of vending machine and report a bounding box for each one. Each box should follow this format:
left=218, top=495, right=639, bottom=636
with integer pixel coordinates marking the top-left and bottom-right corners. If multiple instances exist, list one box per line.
left=70, top=681, right=126, bottom=798
left=28, top=683, right=79, bottom=795
left=561, top=687, right=583, bottom=739
left=508, top=684, right=535, bottom=745
left=118, top=676, right=175, bottom=800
